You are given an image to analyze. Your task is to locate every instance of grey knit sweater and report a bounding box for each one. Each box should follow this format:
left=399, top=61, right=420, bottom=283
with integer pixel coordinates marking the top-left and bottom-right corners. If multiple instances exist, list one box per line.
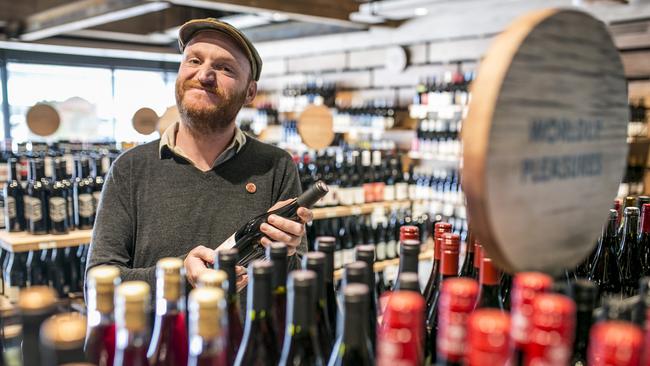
left=86, top=137, right=305, bottom=290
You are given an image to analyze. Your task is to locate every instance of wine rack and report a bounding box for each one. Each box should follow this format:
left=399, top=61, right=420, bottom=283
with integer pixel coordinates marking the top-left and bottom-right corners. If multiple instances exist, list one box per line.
left=312, top=200, right=412, bottom=220
left=0, top=229, right=92, bottom=253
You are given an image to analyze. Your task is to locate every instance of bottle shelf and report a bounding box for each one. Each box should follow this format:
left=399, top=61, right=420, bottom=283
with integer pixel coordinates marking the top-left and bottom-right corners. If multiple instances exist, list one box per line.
left=0, top=229, right=93, bottom=253
left=333, top=246, right=433, bottom=280
left=408, top=151, right=461, bottom=166
left=408, top=104, right=464, bottom=120
left=312, top=200, right=413, bottom=220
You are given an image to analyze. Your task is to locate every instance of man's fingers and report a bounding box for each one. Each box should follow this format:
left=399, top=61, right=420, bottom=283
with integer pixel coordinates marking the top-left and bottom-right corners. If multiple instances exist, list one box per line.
left=235, top=265, right=246, bottom=276
left=260, top=222, right=296, bottom=244
left=267, top=198, right=293, bottom=212
left=297, top=207, right=313, bottom=224
left=193, top=245, right=217, bottom=264
left=267, top=215, right=305, bottom=237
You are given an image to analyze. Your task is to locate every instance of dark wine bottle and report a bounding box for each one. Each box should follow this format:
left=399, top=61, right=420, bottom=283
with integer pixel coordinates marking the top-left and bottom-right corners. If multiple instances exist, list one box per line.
left=267, top=242, right=288, bottom=350
left=65, top=245, right=82, bottom=293
left=377, top=291, right=425, bottom=365
left=18, top=286, right=58, bottom=366
left=355, top=243, right=378, bottom=350
left=588, top=209, right=622, bottom=301
left=459, top=234, right=475, bottom=278
left=302, top=252, right=333, bottom=358
left=640, top=204, right=650, bottom=276
left=423, top=222, right=452, bottom=313
left=27, top=158, right=49, bottom=235
left=475, top=257, right=504, bottom=310
left=569, top=280, right=597, bottom=366
left=278, top=270, right=325, bottom=366
left=49, top=158, right=69, bottom=235
left=234, top=260, right=279, bottom=366
left=394, top=272, right=420, bottom=292
left=221, top=181, right=328, bottom=266
left=619, top=206, right=642, bottom=296
left=466, top=309, right=511, bottom=366
left=26, top=249, right=48, bottom=286
left=40, top=312, right=88, bottom=366
left=588, top=321, right=643, bottom=366
left=393, top=238, right=421, bottom=291
left=147, top=258, right=188, bottom=366
left=214, top=249, right=243, bottom=366
left=509, top=272, right=553, bottom=366
left=46, top=248, right=68, bottom=298
left=472, top=242, right=481, bottom=280
left=187, top=287, right=228, bottom=366
left=3, top=251, right=27, bottom=302
left=3, top=157, right=25, bottom=232
left=435, top=278, right=479, bottom=366
left=426, top=233, right=460, bottom=333
left=328, top=283, right=374, bottom=366
left=85, top=265, right=120, bottom=366
left=114, top=281, right=151, bottom=366
left=74, top=157, right=95, bottom=230
left=617, top=196, right=636, bottom=243
left=315, top=236, right=339, bottom=337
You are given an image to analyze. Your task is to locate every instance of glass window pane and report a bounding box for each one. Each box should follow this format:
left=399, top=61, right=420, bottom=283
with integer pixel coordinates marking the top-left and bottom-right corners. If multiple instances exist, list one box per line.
left=113, top=69, right=177, bottom=143
left=7, top=63, right=114, bottom=142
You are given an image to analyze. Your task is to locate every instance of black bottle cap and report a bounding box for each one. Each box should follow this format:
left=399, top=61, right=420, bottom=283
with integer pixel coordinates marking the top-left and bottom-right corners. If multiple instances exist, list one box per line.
left=355, top=244, right=375, bottom=264
left=250, top=260, right=273, bottom=277
left=637, top=196, right=650, bottom=208
left=215, top=248, right=238, bottom=268
left=395, top=272, right=420, bottom=292
left=343, top=283, right=369, bottom=304
left=290, top=269, right=317, bottom=290
left=297, top=180, right=329, bottom=208
left=266, top=242, right=288, bottom=260
left=302, top=251, right=326, bottom=270
left=570, top=279, right=597, bottom=312
left=344, top=261, right=368, bottom=285
left=315, top=237, right=336, bottom=253
left=625, top=206, right=640, bottom=217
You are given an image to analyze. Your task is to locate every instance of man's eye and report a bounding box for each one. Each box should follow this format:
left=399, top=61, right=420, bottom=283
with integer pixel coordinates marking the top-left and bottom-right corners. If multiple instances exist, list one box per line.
left=188, top=58, right=200, bottom=65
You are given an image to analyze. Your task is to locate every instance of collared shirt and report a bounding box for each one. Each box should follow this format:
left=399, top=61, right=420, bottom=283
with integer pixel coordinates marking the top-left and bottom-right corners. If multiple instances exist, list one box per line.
left=159, top=121, right=247, bottom=169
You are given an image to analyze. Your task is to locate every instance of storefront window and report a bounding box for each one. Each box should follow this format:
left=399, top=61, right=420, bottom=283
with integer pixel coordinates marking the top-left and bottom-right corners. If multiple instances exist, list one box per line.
left=7, top=63, right=114, bottom=143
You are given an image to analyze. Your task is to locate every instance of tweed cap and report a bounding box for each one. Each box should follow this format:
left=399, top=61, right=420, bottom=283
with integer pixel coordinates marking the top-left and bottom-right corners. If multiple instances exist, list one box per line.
left=178, top=18, right=262, bottom=81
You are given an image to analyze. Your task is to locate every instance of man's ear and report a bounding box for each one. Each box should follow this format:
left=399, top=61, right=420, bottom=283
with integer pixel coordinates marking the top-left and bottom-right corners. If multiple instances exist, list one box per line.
left=245, top=80, right=257, bottom=105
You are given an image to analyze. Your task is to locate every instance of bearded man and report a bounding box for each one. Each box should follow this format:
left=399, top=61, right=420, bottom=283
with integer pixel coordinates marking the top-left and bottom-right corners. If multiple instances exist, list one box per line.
left=86, top=18, right=311, bottom=292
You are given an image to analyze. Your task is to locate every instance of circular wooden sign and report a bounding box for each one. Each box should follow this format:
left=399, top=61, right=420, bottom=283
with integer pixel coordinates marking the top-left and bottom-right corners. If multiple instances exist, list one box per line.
left=297, top=104, right=334, bottom=149
left=26, top=104, right=60, bottom=136
left=462, top=9, right=628, bottom=275
left=132, top=107, right=158, bottom=135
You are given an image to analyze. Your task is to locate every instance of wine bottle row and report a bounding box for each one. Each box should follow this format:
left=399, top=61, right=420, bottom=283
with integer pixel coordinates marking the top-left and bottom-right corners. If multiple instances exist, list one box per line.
left=413, top=70, right=473, bottom=108
left=0, top=244, right=89, bottom=302
left=332, top=103, right=398, bottom=133
left=279, top=81, right=337, bottom=112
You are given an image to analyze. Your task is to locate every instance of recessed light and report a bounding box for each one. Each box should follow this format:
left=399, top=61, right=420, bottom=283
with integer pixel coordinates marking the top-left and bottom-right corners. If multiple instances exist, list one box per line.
left=414, top=7, right=428, bottom=16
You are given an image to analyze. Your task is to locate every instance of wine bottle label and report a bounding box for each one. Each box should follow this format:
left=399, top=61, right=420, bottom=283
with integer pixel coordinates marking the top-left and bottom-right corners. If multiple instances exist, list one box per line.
left=0, top=163, right=7, bottom=182
left=216, top=233, right=237, bottom=252
left=437, top=311, right=471, bottom=362
left=334, top=250, right=342, bottom=270
left=102, top=156, right=111, bottom=175
left=49, top=197, right=67, bottom=223
left=340, top=188, right=353, bottom=206
left=6, top=196, right=16, bottom=219
left=328, top=185, right=340, bottom=206
left=29, top=197, right=42, bottom=222
left=363, top=183, right=374, bottom=203
left=354, top=187, right=365, bottom=205
left=78, top=194, right=94, bottom=218
left=386, top=240, right=397, bottom=259
left=23, top=195, right=31, bottom=220
left=67, top=196, right=73, bottom=218
left=510, top=310, right=530, bottom=345
left=44, top=157, right=53, bottom=178
left=395, top=183, right=408, bottom=201
left=93, top=191, right=102, bottom=211
left=343, top=248, right=355, bottom=266
left=376, top=242, right=387, bottom=261
left=443, top=203, right=454, bottom=217
left=373, top=183, right=385, bottom=202
left=408, top=184, right=417, bottom=200
left=5, top=285, right=19, bottom=303
left=383, top=185, right=395, bottom=202
left=65, top=155, right=75, bottom=175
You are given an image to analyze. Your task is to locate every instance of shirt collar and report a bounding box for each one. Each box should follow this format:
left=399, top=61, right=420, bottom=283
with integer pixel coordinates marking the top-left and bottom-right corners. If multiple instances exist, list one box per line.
left=159, top=121, right=246, bottom=168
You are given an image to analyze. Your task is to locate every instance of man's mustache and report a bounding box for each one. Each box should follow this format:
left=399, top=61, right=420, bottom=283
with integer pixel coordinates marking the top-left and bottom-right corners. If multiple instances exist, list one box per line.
left=182, top=81, right=222, bottom=96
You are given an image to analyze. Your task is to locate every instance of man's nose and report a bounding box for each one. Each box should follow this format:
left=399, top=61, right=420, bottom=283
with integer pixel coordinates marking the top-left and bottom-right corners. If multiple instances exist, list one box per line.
left=196, top=65, right=216, bottom=87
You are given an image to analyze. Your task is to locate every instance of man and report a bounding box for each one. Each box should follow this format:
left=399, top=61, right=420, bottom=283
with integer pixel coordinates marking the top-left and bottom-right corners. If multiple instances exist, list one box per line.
left=86, top=18, right=312, bottom=291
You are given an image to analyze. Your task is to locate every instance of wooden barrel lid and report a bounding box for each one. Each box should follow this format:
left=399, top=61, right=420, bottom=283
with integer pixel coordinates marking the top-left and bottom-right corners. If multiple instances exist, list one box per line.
left=462, top=9, right=628, bottom=275
left=26, top=103, right=60, bottom=136
left=132, top=107, right=158, bottom=135
left=297, top=104, right=335, bottom=149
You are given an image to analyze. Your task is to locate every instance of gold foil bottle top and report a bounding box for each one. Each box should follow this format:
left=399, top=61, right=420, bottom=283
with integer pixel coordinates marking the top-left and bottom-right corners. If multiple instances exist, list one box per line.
left=156, top=257, right=185, bottom=301
left=189, top=287, right=226, bottom=339
left=40, top=312, right=87, bottom=350
left=18, top=287, right=57, bottom=314
left=115, top=281, right=150, bottom=332
left=87, top=265, right=121, bottom=314
left=197, top=269, right=228, bottom=290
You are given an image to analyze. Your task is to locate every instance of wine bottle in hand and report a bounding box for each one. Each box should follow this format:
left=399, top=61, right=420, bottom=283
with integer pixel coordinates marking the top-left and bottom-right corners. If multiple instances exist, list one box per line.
left=218, top=181, right=329, bottom=266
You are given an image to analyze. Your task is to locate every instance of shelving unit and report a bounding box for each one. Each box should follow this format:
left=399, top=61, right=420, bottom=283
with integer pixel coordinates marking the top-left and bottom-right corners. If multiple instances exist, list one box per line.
left=0, top=230, right=92, bottom=253
left=312, top=200, right=413, bottom=220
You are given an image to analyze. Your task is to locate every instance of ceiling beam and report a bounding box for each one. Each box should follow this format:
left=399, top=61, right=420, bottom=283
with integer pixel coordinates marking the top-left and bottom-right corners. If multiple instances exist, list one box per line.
left=17, top=0, right=170, bottom=41
left=166, top=0, right=367, bottom=28
left=90, top=5, right=223, bottom=34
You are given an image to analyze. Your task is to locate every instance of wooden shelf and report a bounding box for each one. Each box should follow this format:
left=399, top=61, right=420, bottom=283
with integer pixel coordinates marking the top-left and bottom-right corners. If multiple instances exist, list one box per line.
left=312, top=200, right=412, bottom=220
left=0, top=229, right=92, bottom=253
left=334, top=247, right=434, bottom=280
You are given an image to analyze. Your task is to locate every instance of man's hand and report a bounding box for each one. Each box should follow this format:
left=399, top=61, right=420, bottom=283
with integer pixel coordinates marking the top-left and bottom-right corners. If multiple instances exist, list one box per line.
left=184, top=245, right=216, bottom=287
left=235, top=265, right=248, bottom=292
left=259, top=199, right=313, bottom=256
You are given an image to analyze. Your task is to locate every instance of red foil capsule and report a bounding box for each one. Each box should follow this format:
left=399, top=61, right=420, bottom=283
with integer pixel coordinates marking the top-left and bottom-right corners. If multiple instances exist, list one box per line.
left=525, top=294, right=576, bottom=366
left=442, top=232, right=460, bottom=253
left=466, top=309, right=511, bottom=366
left=510, top=272, right=553, bottom=350
left=589, top=321, right=643, bottom=366
left=377, top=291, right=425, bottom=366
left=434, top=223, right=452, bottom=261
left=400, top=225, right=420, bottom=242
left=436, top=278, right=479, bottom=363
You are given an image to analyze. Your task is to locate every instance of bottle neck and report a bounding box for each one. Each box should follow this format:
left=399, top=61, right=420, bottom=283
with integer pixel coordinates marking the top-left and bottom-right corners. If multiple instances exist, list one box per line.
left=399, top=247, right=419, bottom=275
left=623, top=215, right=639, bottom=237
left=342, top=300, right=368, bottom=347
left=248, top=276, right=272, bottom=315
left=439, top=250, right=459, bottom=279
left=289, top=288, right=314, bottom=331
left=572, top=307, right=593, bottom=359
left=642, top=212, right=650, bottom=234
left=271, top=256, right=288, bottom=293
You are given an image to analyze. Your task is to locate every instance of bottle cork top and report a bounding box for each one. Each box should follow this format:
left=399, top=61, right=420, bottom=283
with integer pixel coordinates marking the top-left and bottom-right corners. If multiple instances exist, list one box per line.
left=40, top=312, right=87, bottom=350
left=18, top=287, right=57, bottom=313
left=197, top=269, right=228, bottom=290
